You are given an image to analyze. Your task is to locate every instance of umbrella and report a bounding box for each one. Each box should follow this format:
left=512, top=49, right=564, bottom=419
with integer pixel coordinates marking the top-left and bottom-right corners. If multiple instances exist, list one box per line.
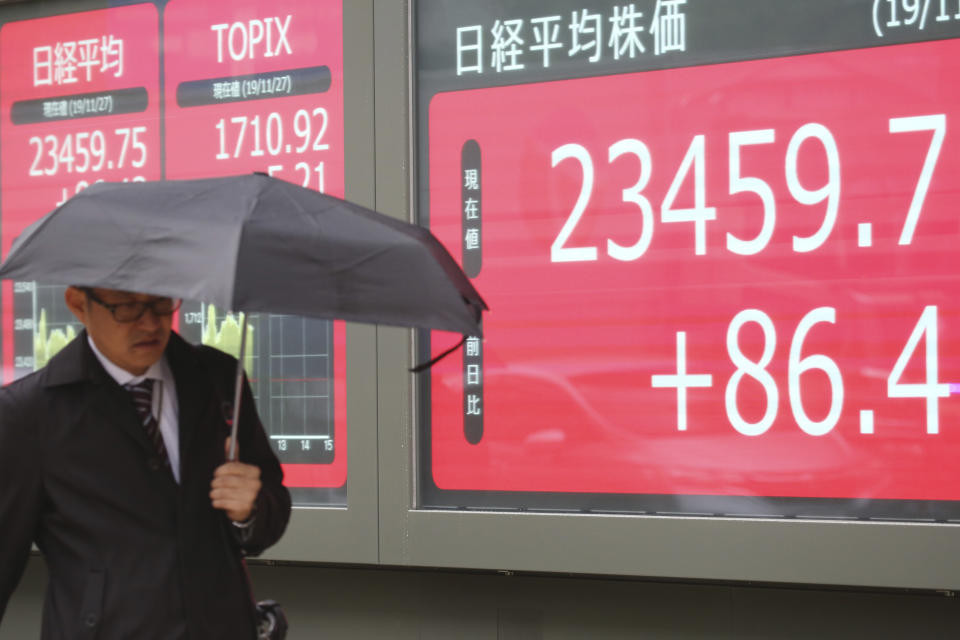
left=0, top=173, right=487, bottom=458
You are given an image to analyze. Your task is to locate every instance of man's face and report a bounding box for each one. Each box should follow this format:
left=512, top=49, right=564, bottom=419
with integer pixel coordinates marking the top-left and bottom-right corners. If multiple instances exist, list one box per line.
left=65, top=287, right=173, bottom=375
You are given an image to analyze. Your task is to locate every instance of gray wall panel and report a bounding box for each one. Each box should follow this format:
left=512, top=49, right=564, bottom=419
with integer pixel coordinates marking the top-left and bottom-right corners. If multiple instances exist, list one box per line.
left=262, top=0, right=379, bottom=565
left=375, top=0, right=416, bottom=566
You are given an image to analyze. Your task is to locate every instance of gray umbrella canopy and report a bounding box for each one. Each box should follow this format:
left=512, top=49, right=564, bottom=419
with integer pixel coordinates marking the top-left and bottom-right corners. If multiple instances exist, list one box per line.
left=0, top=174, right=486, bottom=336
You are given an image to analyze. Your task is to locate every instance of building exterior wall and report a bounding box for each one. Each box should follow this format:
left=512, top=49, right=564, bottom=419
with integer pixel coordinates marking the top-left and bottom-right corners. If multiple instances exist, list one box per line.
left=4, top=557, right=958, bottom=639
left=2, top=2, right=959, bottom=638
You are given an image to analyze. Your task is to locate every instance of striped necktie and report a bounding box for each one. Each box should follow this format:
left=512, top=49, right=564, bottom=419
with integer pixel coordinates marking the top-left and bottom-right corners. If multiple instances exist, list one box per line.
left=126, top=379, right=169, bottom=467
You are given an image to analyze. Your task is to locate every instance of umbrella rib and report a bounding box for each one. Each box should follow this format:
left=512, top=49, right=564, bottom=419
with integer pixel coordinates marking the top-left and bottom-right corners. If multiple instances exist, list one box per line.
left=228, top=189, right=263, bottom=309
left=99, top=251, right=142, bottom=288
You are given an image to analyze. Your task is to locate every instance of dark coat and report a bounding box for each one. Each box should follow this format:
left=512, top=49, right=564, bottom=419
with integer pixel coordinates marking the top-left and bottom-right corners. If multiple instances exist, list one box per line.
left=0, top=331, right=291, bottom=639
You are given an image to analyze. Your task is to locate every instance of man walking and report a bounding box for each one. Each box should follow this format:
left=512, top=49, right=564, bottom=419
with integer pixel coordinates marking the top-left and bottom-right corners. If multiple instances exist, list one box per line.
left=0, top=286, right=291, bottom=639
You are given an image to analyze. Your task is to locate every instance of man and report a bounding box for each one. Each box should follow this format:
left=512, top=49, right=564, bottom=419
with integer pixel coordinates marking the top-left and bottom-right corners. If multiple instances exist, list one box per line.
left=0, top=286, right=291, bottom=639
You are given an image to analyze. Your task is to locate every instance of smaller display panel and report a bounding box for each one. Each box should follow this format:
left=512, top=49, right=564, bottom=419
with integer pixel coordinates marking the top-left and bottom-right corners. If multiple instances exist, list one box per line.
left=0, top=4, right=162, bottom=382
left=0, top=0, right=348, bottom=507
left=165, top=0, right=347, bottom=505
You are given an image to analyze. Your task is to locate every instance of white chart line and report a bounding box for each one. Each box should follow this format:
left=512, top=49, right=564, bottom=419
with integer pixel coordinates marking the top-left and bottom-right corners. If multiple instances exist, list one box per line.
left=270, top=435, right=330, bottom=440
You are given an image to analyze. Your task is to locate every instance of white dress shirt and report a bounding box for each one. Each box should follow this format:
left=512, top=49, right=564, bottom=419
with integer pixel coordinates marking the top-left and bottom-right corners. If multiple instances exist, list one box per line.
left=87, top=336, right=181, bottom=483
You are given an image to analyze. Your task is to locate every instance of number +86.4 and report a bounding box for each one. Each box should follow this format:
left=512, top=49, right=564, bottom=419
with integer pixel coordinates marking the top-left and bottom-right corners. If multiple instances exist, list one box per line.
left=651, top=306, right=949, bottom=437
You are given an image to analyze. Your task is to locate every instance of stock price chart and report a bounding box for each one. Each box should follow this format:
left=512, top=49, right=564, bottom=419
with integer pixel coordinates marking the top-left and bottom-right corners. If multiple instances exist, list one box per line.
left=179, top=305, right=336, bottom=465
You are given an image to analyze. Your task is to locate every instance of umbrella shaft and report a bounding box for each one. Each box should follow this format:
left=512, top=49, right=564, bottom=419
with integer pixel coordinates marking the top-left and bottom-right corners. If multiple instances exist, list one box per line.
left=228, top=313, right=248, bottom=462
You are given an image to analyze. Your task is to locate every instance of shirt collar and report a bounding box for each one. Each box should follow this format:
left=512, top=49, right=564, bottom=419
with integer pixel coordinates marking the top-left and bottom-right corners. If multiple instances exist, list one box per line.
left=87, top=335, right=169, bottom=387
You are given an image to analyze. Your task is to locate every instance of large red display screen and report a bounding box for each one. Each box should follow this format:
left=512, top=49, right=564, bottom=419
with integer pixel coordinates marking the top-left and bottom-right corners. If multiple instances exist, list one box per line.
left=0, top=0, right=346, bottom=506
left=418, top=1, right=960, bottom=519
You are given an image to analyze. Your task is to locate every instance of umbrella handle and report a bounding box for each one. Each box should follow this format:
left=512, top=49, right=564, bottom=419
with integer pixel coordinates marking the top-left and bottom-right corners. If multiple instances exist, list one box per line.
left=228, top=312, right=248, bottom=462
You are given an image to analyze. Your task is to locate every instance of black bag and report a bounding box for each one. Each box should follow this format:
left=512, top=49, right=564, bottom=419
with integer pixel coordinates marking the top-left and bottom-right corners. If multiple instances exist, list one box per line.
left=255, top=599, right=288, bottom=640
left=239, top=558, right=287, bottom=640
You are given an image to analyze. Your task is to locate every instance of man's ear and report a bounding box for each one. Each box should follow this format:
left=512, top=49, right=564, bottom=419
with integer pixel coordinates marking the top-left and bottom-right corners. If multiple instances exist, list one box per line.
left=64, top=287, right=89, bottom=325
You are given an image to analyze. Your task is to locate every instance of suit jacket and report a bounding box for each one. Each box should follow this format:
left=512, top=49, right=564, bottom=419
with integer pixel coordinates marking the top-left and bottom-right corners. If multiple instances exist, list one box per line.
left=0, top=331, right=291, bottom=639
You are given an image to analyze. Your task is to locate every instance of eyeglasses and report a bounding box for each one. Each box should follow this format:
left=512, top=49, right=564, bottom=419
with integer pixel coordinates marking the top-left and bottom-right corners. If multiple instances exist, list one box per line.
left=83, top=288, right=182, bottom=323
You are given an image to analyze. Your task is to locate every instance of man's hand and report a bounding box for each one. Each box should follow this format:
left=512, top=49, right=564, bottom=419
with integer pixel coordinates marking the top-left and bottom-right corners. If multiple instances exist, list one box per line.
left=210, top=437, right=262, bottom=523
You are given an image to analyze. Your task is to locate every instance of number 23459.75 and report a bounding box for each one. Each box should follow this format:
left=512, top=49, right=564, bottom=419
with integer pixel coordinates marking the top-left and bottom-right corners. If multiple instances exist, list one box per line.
left=551, top=115, right=945, bottom=261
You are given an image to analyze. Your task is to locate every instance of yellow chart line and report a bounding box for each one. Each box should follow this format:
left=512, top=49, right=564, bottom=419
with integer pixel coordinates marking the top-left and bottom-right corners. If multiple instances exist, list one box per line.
left=33, top=308, right=77, bottom=370
left=201, top=304, right=255, bottom=375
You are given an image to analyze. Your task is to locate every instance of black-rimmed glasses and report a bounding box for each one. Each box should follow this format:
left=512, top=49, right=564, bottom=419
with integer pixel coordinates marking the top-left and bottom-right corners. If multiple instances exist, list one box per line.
left=82, top=288, right=182, bottom=323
